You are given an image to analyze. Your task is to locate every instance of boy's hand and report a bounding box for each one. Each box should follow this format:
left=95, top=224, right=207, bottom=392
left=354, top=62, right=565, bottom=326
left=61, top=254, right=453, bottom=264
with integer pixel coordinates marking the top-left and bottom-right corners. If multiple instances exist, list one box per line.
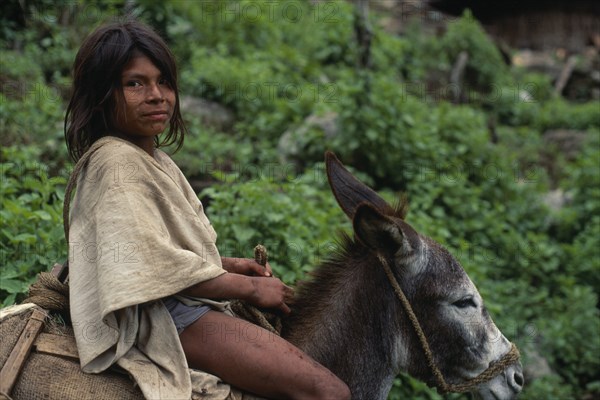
left=248, top=277, right=294, bottom=314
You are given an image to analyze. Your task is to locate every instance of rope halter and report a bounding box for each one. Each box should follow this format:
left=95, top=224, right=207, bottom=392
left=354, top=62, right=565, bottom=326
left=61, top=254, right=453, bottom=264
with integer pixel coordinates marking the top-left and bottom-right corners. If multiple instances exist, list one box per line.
left=376, top=253, right=520, bottom=394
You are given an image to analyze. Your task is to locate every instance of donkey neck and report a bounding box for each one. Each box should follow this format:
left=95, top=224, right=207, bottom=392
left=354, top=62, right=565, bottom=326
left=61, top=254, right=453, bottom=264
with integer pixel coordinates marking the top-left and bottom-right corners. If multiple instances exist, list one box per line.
left=282, top=247, right=410, bottom=399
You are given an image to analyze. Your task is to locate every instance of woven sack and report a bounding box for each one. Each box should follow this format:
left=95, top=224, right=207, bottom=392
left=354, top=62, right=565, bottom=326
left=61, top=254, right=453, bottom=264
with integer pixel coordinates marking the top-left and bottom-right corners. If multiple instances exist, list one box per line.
left=0, top=304, right=264, bottom=400
left=0, top=304, right=144, bottom=400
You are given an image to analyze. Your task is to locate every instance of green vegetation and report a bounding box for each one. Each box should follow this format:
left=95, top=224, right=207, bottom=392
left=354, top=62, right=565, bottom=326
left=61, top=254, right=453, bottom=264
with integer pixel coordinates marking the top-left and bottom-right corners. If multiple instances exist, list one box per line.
left=1, top=1, right=598, bottom=399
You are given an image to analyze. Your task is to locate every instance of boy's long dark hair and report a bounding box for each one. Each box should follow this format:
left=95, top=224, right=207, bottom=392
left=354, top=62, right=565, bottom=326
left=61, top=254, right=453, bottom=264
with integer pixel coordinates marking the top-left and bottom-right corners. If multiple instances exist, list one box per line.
left=64, top=19, right=186, bottom=162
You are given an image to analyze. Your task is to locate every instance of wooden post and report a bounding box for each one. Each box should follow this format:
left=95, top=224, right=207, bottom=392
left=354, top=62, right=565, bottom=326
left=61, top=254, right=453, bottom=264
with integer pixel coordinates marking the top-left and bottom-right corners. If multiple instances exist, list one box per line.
left=554, top=55, right=577, bottom=96
left=450, top=51, right=469, bottom=103
left=0, top=309, right=47, bottom=396
left=354, top=0, right=373, bottom=70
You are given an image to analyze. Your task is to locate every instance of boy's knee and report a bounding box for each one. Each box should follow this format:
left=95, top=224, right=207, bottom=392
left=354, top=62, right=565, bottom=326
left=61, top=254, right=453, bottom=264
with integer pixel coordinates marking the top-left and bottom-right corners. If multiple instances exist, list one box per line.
left=334, top=382, right=351, bottom=400
left=316, top=377, right=351, bottom=400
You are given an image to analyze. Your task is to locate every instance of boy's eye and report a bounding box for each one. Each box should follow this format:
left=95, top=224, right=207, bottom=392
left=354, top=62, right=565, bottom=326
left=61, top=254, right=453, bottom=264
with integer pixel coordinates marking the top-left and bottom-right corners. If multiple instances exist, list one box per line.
left=159, top=78, right=170, bottom=86
left=125, top=81, right=142, bottom=88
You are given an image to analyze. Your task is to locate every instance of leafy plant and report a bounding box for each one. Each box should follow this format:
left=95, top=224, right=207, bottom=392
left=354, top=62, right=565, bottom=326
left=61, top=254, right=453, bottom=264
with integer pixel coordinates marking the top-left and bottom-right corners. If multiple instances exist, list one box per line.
left=0, top=145, right=67, bottom=306
left=200, top=166, right=350, bottom=284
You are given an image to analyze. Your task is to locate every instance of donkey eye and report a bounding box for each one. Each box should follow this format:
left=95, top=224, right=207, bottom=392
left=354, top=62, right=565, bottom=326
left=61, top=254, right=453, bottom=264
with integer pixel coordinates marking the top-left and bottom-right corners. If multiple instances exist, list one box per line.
left=453, top=297, right=477, bottom=309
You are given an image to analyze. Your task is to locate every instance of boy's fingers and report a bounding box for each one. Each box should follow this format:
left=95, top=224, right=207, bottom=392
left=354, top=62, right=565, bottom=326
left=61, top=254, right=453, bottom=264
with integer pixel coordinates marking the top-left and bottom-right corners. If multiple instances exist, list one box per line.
left=257, top=261, right=272, bottom=277
left=284, top=286, right=294, bottom=301
left=280, top=302, right=291, bottom=314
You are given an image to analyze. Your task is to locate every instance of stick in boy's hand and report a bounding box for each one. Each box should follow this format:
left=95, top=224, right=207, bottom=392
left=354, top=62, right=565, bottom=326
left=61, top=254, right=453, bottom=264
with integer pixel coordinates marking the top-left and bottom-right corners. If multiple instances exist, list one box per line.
left=254, top=244, right=268, bottom=271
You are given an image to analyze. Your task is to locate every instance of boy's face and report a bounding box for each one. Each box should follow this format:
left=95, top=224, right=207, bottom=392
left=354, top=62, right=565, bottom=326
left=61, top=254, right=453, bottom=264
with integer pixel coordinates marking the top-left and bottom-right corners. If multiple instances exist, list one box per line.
left=113, top=54, right=175, bottom=146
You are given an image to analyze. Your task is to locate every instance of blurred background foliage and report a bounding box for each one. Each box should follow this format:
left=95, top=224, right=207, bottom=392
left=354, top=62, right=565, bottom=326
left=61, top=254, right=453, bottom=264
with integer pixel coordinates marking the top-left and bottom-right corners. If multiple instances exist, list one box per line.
left=1, top=0, right=598, bottom=399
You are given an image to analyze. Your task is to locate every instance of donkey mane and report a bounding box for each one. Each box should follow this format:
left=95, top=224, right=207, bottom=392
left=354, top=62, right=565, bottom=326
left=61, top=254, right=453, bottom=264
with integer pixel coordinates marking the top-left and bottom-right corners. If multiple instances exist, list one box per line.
left=281, top=228, right=408, bottom=398
left=389, top=197, right=410, bottom=220
left=288, top=232, right=364, bottom=309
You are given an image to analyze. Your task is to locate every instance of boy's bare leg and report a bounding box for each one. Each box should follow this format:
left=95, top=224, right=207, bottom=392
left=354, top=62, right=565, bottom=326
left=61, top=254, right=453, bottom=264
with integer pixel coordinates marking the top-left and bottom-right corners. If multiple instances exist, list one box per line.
left=179, top=311, right=350, bottom=400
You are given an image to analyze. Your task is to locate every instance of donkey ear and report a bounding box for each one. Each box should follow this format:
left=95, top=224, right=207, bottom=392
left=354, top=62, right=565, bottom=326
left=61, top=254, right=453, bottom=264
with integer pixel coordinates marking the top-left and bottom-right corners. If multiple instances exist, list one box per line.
left=353, top=203, right=420, bottom=258
left=325, top=151, right=391, bottom=219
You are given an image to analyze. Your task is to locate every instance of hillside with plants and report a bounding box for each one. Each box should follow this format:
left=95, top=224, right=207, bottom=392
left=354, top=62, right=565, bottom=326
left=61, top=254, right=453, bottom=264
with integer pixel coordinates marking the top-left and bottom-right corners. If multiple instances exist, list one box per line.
left=1, top=1, right=598, bottom=399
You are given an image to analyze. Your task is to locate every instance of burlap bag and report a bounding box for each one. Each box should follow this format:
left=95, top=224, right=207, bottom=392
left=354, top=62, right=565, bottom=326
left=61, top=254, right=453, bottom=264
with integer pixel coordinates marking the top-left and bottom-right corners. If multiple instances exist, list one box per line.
left=0, top=304, right=144, bottom=400
left=0, top=304, right=257, bottom=400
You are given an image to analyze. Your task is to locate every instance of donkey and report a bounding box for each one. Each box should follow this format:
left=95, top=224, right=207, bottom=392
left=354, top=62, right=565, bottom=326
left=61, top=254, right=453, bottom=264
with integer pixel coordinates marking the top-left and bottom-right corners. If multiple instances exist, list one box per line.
left=1, top=152, right=523, bottom=400
left=281, top=152, right=524, bottom=400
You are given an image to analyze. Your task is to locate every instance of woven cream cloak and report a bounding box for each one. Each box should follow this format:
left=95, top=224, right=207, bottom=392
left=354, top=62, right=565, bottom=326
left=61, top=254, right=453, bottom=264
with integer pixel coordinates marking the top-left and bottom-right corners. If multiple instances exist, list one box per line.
left=68, top=136, right=231, bottom=399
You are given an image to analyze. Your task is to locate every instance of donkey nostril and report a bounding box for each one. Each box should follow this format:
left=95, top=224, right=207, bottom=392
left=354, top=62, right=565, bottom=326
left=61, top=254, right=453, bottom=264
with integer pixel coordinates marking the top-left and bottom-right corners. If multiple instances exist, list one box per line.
left=513, top=371, right=524, bottom=387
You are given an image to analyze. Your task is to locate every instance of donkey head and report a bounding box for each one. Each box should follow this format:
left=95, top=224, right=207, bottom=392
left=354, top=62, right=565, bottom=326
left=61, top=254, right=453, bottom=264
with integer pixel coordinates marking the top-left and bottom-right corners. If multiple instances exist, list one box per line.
left=326, top=152, right=523, bottom=399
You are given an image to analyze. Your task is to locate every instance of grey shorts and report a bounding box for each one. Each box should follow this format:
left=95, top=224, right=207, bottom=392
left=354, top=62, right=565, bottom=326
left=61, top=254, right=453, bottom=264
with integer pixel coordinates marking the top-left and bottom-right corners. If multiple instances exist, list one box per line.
left=163, top=296, right=211, bottom=334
